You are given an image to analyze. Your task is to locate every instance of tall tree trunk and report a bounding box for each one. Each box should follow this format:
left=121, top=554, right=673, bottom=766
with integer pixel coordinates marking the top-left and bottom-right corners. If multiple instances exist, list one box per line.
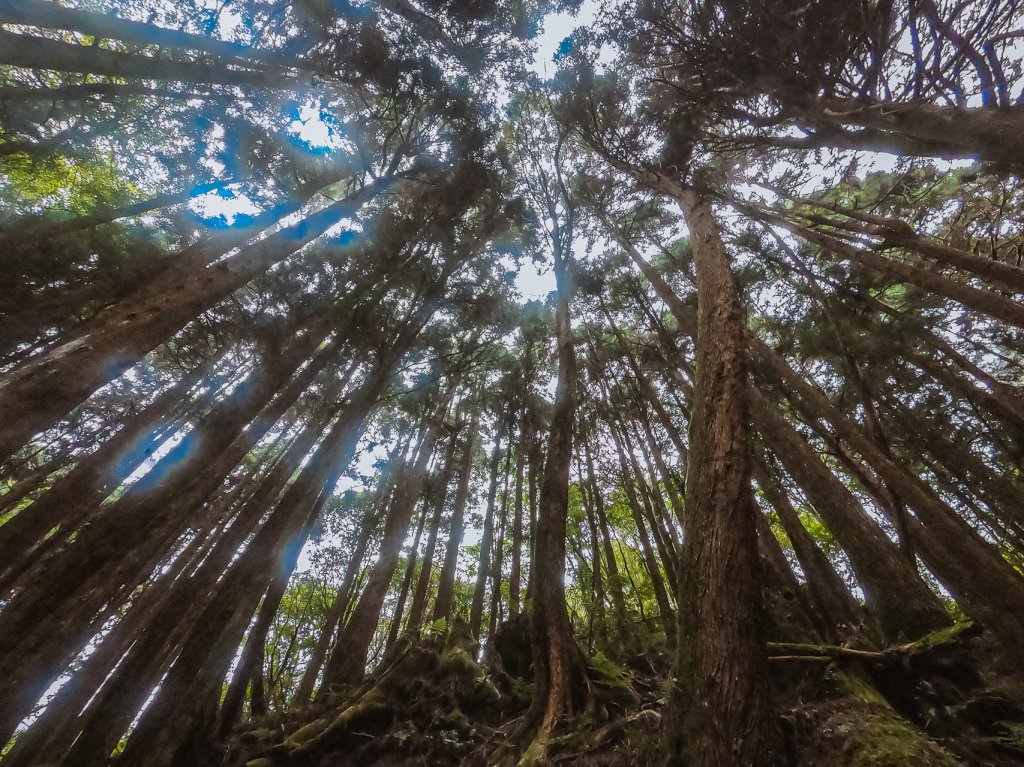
left=664, top=183, right=777, bottom=767
left=406, top=433, right=458, bottom=632
left=296, top=499, right=380, bottom=703
left=0, top=329, right=343, bottom=744
left=510, top=396, right=527, bottom=615
left=611, top=432, right=676, bottom=642
left=322, top=386, right=454, bottom=687
left=584, top=435, right=630, bottom=641
left=487, top=450, right=512, bottom=638
left=750, top=455, right=868, bottom=643
left=0, top=347, right=226, bottom=575
left=219, top=564, right=292, bottom=734
left=384, top=499, right=430, bottom=651
left=110, top=369, right=390, bottom=767
left=578, top=457, right=607, bottom=649
left=470, top=421, right=505, bottom=639
left=432, top=408, right=479, bottom=623
left=754, top=334, right=1024, bottom=658
left=749, top=387, right=950, bottom=640
left=514, top=160, right=586, bottom=762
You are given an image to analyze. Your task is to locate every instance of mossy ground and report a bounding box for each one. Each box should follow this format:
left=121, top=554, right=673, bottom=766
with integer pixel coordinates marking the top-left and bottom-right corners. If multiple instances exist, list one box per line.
left=223, top=616, right=1024, bottom=767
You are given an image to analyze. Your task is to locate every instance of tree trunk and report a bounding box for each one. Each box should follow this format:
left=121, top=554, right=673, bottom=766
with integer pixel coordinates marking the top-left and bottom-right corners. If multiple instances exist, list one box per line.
left=384, top=499, right=430, bottom=651
left=0, top=347, right=224, bottom=574
left=296, top=500, right=380, bottom=703
left=470, top=421, right=505, bottom=639
left=405, top=433, right=457, bottom=632
left=219, top=565, right=292, bottom=734
left=510, top=397, right=528, bottom=614
left=487, top=450, right=512, bottom=638
left=611, top=432, right=676, bottom=641
left=664, top=184, right=777, bottom=767
left=584, top=435, right=630, bottom=641
left=322, top=388, right=454, bottom=687
left=109, top=370, right=388, bottom=767
left=749, top=387, right=950, bottom=641
left=432, top=408, right=479, bottom=623
left=754, top=334, right=1024, bottom=658
left=0, top=329, right=342, bottom=745
left=0, top=177, right=387, bottom=460
left=750, top=455, right=868, bottom=643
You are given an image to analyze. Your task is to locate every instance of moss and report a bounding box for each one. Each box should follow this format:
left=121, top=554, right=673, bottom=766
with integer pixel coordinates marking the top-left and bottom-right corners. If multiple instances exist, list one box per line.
left=797, top=701, right=963, bottom=767
left=438, top=646, right=479, bottom=682
left=832, top=670, right=891, bottom=707
left=907, top=622, right=975, bottom=655
left=439, top=644, right=501, bottom=708
left=835, top=711, right=961, bottom=767
left=586, top=651, right=640, bottom=709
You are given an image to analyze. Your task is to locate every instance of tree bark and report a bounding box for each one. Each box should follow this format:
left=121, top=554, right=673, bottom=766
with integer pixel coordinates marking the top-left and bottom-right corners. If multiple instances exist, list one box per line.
left=405, top=432, right=457, bottom=632
left=664, top=183, right=777, bottom=767
left=754, top=334, right=1024, bottom=658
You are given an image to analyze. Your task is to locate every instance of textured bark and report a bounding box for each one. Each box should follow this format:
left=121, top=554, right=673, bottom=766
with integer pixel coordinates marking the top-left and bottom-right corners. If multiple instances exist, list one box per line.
left=812, top=97, right=1024, bottom=171
left=295, top=500, right=380, bottom=703
left=0, top=182, right=223, bottom=250
left=611, top=431, right=677, bottom=642
left=513, top=162, right=586, bottom=762
left=519, top=285, right=582, bottom=760
left=113, top=376, right=381, bottom=767
left=23, top=400, right=339, bottom=767
left=510, top=397, right=527, bottom=614
left=0, top=329, right=342, bottom=745
left=0, top=450, right=265, bottom=767
left=0, top=0, right=293, bottom=69
left=620, top=429, right=680, bottom=597
left=524, top=427, right=542, bottom=603
left=636, top=410, right=686, bottom=524
left=664, top=184, right=777, bottom=767
left=488, top=450, right=512, bottom=638
left=602, top=303, right=691, bottom=462
left=578, top=458, right=607, bottom=648
left=796, top=198, right=1024, bottom=292
left=406, top=440, right=455, bottom=631
left=584, top=435, right=630, bottom=638
left=750, top=456, right=867, bottom=643
left=384, top=500, right=430, bottom=650
left=785, top=218, right=1024, bottom=330
left=0, top=348, right=224, bottom=578
left=218, top=565, right=292, bottom=734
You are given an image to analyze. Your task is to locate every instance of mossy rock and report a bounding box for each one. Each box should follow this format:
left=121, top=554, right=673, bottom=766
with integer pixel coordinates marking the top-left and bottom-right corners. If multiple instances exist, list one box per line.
left=795, top=700, right=962, bottom=767
left=586, top=651, right=641, bottom=710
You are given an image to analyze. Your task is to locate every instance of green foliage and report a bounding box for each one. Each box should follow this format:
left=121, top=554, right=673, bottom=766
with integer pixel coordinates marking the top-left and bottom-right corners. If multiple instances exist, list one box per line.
left=1, top=152, right=139, bottom=214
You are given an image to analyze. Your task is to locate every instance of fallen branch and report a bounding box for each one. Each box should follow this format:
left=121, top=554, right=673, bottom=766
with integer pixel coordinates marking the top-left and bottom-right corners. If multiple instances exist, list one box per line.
left=768, top=621, right=977, bottom=664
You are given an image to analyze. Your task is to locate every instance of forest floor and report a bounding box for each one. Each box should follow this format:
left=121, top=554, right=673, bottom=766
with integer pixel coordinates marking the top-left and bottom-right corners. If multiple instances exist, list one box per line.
left=223, top=614, right=1024, bottom=767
